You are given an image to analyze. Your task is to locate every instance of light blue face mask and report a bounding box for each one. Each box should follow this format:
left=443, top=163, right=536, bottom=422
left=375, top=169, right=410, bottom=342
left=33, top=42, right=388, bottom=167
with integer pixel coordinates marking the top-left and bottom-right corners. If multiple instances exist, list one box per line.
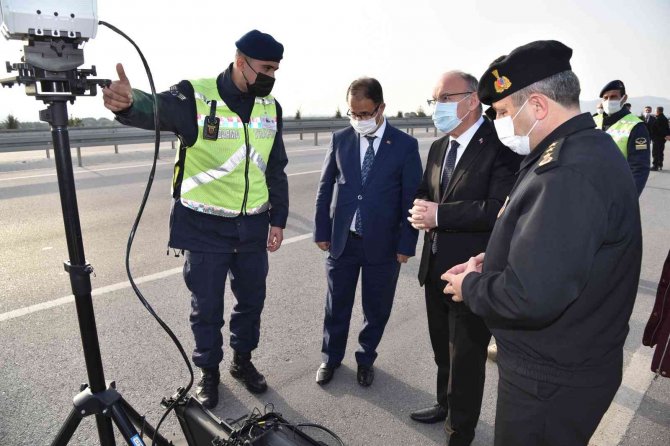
left=432, top=94, right=472, bottom=134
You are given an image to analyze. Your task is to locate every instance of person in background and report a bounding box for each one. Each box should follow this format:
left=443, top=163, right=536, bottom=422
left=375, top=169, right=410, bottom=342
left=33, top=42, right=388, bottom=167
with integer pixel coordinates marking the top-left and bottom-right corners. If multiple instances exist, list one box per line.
left=593, top=103, right=603, bottom=117
left=650, top=106, right=670, bottom=171
left=594, top=80, right=650, bottom=195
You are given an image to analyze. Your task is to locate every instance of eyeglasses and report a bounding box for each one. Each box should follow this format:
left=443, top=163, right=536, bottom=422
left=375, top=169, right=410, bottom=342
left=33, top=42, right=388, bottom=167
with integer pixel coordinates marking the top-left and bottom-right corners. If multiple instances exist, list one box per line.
left=427, top=91, right=473, bottom=107
left=347, top=104, right=380, bottom=120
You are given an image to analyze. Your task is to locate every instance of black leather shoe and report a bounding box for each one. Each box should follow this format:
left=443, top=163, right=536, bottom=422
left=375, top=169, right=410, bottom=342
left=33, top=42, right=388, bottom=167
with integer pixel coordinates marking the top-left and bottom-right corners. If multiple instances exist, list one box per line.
left=410, top=404, right=448, bottom=423
left=196, top=368, right=220, bottom=409
left=229, top=351, right=268, bottom=394
left=316, top=363, right=340, bottom=385
left=357, top=364, right=374, bottom=387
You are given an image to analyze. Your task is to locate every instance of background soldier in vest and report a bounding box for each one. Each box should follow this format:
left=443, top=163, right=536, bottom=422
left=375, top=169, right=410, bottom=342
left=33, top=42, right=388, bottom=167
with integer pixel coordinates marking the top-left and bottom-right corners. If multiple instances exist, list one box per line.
left=102, top=30, right=289, bottom=409
left=594, top=80, right=650, bottom=195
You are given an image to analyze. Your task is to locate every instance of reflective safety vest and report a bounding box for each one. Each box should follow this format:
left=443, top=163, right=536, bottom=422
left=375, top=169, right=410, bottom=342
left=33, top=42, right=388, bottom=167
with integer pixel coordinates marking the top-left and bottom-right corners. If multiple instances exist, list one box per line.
left=172, top=78, right=277, bottom=217
left=594, top=113, right=641, bottom=158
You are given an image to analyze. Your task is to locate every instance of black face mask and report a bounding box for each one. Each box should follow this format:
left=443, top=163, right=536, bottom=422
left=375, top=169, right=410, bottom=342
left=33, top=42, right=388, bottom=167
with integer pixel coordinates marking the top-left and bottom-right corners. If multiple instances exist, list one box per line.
left=248, top=72, right=275, bottom=97
left=244, top=59, right=275, bottom=97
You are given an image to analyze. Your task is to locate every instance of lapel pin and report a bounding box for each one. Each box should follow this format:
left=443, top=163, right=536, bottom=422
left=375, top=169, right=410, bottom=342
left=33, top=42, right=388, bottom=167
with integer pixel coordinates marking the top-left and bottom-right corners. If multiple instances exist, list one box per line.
left=479, top=138, right=484, bottom=144
left=386, top=139, right=391, bottom=144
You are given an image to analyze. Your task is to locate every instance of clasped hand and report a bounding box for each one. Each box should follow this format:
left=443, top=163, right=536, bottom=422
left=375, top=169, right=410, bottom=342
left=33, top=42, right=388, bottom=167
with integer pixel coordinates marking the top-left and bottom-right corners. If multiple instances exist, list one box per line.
left=407, top=199, right=437, bottom=231
left=441, top=253, right=485, bottom=302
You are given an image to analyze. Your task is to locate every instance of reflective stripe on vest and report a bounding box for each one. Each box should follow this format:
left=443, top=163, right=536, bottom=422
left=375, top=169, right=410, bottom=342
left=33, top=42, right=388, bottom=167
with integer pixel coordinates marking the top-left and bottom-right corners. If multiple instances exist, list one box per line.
left=594, top=113, right=641, bottom=158
left=173, top=78, right=277, bottom=217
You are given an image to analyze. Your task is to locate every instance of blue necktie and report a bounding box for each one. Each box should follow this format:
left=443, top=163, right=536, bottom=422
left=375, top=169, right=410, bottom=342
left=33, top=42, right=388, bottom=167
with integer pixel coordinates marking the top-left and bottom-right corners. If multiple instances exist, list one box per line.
left=432, top=139, right=459, bottom=254
left=355, top=135, right=376, bottom=235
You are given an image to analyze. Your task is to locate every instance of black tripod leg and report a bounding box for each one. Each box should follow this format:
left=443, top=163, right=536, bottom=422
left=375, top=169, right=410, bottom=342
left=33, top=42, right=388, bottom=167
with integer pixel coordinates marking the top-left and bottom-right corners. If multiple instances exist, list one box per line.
left=119, top=399, right=173, bottom=446
left=110, top=401, right=150, bottom=446
left=51, top=408, right=83, bottom=446
left=51, top=407, right=117, bottom=446
left=96, top=413, right=117, bottom=446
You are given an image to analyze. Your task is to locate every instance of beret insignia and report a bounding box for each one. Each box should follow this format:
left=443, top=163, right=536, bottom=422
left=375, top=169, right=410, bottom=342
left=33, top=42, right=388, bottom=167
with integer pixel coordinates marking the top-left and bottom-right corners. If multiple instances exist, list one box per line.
left=492, top=69, right=512, bottom=93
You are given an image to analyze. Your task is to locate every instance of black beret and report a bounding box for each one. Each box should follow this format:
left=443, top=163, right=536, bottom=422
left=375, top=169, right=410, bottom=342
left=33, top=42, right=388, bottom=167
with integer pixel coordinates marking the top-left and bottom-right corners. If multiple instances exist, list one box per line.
left=235, top=29, right=284, bottom=62
left=599, top=80, right=625, bottom=98
left=477, top=40, right=573, bottom=105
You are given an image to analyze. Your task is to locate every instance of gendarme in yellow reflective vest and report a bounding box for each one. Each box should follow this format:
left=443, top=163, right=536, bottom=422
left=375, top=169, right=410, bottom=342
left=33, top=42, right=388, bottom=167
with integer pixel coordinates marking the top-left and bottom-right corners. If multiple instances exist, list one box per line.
left=594, top=113, right=641, bottom=158
left=173, top=78, right=277, bottom=217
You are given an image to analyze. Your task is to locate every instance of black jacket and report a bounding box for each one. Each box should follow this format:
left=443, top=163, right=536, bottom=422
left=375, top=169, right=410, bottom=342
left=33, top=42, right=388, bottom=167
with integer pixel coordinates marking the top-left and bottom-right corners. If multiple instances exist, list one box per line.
left=641, top=113, right=656, bottom=134
left=416, top=118, right=521, bottom=286
left=115, top=64, right=289, bottom=252
left=651, top=113, right=670, bottom=141
left=462, top=113, right=642, bottom=386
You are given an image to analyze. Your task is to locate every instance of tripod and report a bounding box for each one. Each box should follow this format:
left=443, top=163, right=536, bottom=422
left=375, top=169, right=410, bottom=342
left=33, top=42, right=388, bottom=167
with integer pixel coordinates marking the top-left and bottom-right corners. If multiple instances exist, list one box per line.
left=2, top=41, right=172, bottom=446
left=45, top=95, right=173, bottom=446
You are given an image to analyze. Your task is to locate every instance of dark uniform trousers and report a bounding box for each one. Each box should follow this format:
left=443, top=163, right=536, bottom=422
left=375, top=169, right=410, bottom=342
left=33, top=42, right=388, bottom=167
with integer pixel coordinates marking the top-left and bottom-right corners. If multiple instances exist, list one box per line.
left=495, top=368, right=620, bottom=446
left=652, top=138, right=665, bottom=169
left=321, top=234, right=401, bottom=367
left=425, top=255, right=491, bottom=445
left=184, top=250, right=269, bottom=369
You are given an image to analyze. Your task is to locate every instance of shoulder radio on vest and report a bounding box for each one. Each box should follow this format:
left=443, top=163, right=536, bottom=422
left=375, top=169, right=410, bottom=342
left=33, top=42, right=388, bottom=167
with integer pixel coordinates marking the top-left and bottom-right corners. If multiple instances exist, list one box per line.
left=204, top=100, right=220, bottom=140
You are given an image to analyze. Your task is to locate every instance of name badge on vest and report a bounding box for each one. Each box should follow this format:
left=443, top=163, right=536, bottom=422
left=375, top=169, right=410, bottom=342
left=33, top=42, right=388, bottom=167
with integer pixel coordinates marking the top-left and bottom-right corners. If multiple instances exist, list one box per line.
left=203, top=100, right=220, bottom=141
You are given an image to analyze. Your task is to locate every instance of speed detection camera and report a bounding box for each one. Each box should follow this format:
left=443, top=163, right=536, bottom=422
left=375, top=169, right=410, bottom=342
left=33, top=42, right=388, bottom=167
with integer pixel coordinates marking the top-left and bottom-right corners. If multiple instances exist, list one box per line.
left=0, top=0, right=97, bottom=42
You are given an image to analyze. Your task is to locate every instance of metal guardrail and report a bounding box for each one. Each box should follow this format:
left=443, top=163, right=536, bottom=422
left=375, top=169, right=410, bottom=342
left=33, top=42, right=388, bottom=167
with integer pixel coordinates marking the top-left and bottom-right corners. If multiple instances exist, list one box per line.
left=0, top=117, right=436, bottom=166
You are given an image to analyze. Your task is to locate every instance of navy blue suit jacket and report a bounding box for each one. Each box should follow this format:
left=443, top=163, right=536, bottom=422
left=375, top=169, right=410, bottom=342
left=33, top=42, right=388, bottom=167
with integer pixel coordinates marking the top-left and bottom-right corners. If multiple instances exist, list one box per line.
left=314, top=123, right=422, bottom=263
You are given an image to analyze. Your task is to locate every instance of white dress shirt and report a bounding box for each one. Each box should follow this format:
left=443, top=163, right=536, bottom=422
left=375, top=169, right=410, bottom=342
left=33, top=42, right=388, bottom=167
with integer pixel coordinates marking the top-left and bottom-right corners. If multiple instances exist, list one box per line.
left=435, top=116, right=485, bottom=225
left=350, top=118, right=387, bottom=232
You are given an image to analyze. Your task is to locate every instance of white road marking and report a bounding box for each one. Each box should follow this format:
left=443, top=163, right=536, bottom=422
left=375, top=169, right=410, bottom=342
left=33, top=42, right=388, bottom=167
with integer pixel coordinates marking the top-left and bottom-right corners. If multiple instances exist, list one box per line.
left=0, top=161, right=173, bottom=182
left=0, top=163, right=322, bottom=183
left=0, top=233, right=313, bottom=323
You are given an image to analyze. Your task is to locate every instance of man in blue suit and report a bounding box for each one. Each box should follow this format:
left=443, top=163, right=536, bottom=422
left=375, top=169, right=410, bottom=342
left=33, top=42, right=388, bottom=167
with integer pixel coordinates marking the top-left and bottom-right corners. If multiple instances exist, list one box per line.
left=313, top=77, right=422, bottom=387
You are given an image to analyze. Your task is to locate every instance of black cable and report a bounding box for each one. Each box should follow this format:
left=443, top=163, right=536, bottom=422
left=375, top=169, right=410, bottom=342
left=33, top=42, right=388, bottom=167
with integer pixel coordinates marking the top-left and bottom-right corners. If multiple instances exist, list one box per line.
left=98, top=20, right=194, bottom=445
left=295, top=423, right=345, bottom=446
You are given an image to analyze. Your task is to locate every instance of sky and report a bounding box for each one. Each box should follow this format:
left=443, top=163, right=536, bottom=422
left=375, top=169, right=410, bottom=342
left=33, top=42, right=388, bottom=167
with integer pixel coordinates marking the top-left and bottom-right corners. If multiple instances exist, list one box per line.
left=0, top=0, right=669, bottom=122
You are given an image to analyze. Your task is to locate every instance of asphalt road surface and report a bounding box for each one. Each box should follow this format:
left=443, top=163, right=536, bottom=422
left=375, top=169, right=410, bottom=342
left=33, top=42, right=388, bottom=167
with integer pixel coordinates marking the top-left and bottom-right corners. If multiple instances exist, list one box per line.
left=0, top=133, right=668, bottom=445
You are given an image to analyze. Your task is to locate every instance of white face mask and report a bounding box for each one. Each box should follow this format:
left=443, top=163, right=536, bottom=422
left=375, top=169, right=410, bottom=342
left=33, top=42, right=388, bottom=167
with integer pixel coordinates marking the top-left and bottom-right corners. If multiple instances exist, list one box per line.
left=603, top=98, right=622, bottom=115
left=493, top=98, right=539, bottom=156
left=350, top=116, right=379, bottom=135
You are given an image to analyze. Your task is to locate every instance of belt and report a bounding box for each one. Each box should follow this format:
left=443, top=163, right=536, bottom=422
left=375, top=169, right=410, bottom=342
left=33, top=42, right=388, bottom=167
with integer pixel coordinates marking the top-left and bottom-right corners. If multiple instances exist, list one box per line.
left=349, top=230, right=363, bottom=239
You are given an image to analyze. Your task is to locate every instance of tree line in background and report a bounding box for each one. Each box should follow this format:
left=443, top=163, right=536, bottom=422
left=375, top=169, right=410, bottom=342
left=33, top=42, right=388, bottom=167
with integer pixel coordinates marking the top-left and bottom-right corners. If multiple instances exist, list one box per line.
left=2, top=104, right=431, bottom=129
left=292, top=106, right=428, bottom=120
left=0, top=114, right=117, bottom=130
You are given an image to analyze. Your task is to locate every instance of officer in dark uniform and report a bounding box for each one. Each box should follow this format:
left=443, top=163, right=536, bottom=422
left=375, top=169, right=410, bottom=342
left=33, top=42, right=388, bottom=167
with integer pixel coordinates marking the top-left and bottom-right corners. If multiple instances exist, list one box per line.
left=442, top=41, right=642, bottom=446
left=594, top=79, right=650, bottom=195
left=102, top=30, right=289, bottom=409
